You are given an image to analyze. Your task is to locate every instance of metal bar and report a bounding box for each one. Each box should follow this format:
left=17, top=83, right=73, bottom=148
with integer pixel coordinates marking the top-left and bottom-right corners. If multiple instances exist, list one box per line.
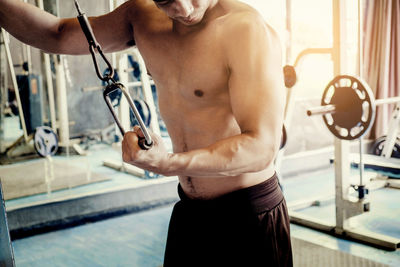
left=119, top=85, right=152, bottom=145
left=307, top=104, right=336, bottom=116
left=117, top=54, right=131, bottom=135
left=375, top=96, right=400, bottom=106
left=342, top=228, right=400, bottom=251
left=289, top=211, right=335, bottom=233
left=285, top=0, right=292, bottom=64
left=22, top=0, right=32, bottom=74
left=358, top=0, right=363, bottom=77
left=0, top=30, right=6, bottom=153
left=37, top=0, right=57, bottom=131
left=103, top=83, right=153, bottom=148
left=54, top=55, right=70, bottom=147
left=1, top=28, right=29, bottom=142
left=359, top=137, right=364, bottom=186
left=293, top=48, right=333, bottom=68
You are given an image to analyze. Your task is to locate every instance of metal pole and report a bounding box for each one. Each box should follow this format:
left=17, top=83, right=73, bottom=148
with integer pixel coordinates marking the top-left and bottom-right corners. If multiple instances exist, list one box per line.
left=22, top=0, right=32, bottom=73
left=55, top=55, right=70, bottom=147
left=359, top=137, right=364, bottom=186
left=358, top=0, right=363, bottom=78
left=2, top=29, right=29, bottom=142
left=332, top=0, right=350, bottom=229
left=285, top=0, right=292, bottom=64
left=37, top=0, right=57, bottom=131
left=0, top=31, right=5, bottom=153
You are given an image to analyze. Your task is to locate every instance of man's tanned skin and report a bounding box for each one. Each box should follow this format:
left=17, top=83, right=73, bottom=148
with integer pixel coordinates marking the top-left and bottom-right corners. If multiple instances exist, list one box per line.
left=0, top=0, right=284, bottom=198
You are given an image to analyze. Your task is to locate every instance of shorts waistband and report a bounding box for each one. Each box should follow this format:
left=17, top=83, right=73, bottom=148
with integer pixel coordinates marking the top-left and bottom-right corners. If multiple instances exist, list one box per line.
left=177, top=173, right=284, bottom=214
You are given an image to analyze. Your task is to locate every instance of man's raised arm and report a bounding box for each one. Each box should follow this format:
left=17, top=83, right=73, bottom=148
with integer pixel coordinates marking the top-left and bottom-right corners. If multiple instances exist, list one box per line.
left=0, top=0, right=136, bottom=55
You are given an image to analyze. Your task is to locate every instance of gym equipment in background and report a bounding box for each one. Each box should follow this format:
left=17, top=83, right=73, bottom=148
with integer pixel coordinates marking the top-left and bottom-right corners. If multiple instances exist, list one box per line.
left=307, top=75, right=375, bottom=140
left=33, top=126, right=59, bottom=157
left=308, top=75, right=400, bottom=179
left=17, top=74, right=45, bottom=135
left=371, top=135, right=400, bottom=159
left=0, top=26, right=60, bottom=162
left=297, top=74, right=400, bottom=250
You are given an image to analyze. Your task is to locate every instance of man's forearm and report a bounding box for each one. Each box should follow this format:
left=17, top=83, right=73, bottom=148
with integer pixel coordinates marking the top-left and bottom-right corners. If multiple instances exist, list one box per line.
left=163, top=133, right=276, bottom=177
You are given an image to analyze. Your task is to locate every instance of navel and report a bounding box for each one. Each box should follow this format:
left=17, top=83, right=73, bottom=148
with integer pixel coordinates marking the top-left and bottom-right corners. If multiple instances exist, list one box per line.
left=194, top=89, right=204, bottom=97
left=186, top=176, right=196, bottom=194
left=182, top=142, right=188, bottom=152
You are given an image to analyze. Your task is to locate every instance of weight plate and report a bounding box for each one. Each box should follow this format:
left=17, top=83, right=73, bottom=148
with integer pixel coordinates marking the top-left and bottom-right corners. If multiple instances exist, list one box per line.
left=33, top=126, right=59, bottom=157
left=321, top=75, right=376, bottom=140
left=371, top=135, right=400, bottom=158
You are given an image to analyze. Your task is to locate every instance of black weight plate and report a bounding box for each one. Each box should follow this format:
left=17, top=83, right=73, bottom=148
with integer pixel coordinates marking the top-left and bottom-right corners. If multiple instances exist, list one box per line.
left=321, top=75, right=376, bottom=140
left=371, top=135, right=400, bottom=158
left=33, top=126, right=59, bottom=157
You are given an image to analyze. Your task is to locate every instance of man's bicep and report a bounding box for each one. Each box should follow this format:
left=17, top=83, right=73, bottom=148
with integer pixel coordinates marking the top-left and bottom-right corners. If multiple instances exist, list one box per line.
left=54, top=3, right=133, bottom=55
left=89, top=2, right=136, bottom=53
left=227, top=18, right=285, bottom=143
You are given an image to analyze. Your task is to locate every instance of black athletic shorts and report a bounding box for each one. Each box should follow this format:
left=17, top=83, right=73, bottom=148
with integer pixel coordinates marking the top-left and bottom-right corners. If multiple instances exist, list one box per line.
left=163, top=173, right=293, bottom=267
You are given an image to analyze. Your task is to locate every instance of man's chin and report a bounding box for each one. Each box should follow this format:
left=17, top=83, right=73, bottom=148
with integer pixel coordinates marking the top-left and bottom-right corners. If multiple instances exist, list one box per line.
left=178, top=17, right=201, bottom=26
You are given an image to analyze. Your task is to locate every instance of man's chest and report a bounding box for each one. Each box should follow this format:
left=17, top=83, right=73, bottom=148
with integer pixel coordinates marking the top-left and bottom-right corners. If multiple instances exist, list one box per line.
left=134, top=26, right=230, bottom=108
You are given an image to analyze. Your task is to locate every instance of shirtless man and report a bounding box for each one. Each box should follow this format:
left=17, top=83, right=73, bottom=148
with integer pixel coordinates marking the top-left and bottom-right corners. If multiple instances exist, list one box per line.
left=0, top=0, right=292, bottom=266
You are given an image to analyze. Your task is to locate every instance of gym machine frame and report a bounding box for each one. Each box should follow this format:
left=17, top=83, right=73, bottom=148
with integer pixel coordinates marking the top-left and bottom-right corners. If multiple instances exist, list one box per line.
left=288, top=0, right=400, bottom=250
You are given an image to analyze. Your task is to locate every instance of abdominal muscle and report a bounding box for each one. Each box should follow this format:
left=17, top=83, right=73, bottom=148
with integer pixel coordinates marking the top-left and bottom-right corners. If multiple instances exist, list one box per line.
left=178, top=167, right=275, bottom=200
left=165, top=110, right=276, bottom=200
left=161, top=90, right=276, bottom=200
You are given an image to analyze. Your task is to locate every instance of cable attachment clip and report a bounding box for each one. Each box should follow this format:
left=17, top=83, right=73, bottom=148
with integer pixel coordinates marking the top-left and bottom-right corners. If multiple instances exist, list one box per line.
left=74, top=0, right=114, bottom=83
left=74, top=0, right=153, bottom=150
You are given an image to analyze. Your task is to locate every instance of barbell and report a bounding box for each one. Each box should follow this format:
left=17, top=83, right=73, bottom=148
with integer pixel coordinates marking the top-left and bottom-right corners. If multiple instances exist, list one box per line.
left=307, top=75, right=400, bottom=140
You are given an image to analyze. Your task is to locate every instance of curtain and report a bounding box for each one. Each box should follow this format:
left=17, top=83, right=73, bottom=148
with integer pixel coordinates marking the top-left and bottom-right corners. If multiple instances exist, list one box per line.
left=363, top=0, right=400, bottom=139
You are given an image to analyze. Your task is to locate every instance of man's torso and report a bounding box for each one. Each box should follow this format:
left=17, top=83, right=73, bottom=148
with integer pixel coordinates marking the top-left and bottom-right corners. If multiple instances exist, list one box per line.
left=129, top=0, right=275, bottom=199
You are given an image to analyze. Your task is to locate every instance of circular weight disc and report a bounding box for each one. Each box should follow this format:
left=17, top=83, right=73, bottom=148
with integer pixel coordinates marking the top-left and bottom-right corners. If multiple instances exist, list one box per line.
left=33, top=126, right=59, bottom=157
left=321, top=75, right=376, bottom=140
left=371, top=135, right=400, bottom=158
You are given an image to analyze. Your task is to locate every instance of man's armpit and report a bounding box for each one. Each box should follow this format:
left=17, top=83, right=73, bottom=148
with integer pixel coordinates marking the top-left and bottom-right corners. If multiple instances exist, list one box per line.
left=127, top=39, right=136, bottom=47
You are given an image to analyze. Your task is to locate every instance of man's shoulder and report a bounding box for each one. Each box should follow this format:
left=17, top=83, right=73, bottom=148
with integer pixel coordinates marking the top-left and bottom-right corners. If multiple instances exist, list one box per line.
left=124, top=0, right=169, bottom=28
left=124, top=0, right=156, bottom=10
left=218, top=2, right=281, bottom=57
left=218, top=1, right=269, bottom=34
left=219, top=9, right=276, bottom=45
